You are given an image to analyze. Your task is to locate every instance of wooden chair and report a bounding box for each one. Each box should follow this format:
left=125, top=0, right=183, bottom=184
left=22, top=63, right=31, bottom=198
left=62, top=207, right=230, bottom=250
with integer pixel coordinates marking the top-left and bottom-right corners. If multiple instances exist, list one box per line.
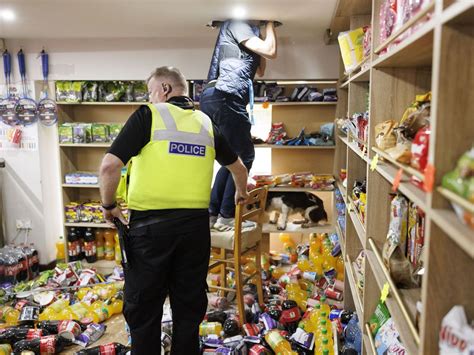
left=208, top=187, right=268, bottom=326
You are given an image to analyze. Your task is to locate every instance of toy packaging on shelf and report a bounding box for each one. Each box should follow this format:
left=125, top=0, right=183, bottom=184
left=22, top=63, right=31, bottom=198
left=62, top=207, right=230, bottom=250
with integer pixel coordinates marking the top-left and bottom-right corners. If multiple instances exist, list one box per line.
left=59, top=122, right=123, bottom=144
left=375, top=92, right=432, bottom=190
left=262, top=123, right=335, bottom=146
left=382, top=193, right=424, bottom=289
left=251, top=173, right=335, bottom=191
left=0, top=261, right=127, bottom=354
left=335, top=188, right=346, bottom=235
left=56, top=80, right=148, bottom=103
left=65, top=200, right=128, bottom=224
left=442, top=147, right=474, bottom=229
left=64, top=172, right=99, bottom=185
left=338, top=27, right=367, bottom=74
left=369, top=298, right=407, bottom=354
left=351, top=180, right=367, bottom=224
left=201, top=232, right=358, bottom=354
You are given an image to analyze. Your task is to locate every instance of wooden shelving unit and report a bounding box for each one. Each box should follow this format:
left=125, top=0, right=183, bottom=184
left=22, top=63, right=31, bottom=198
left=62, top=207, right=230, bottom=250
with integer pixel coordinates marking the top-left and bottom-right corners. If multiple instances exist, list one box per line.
left=254, top=144, right=335, bottom=150
left=331, top=1, right=474, bottom=354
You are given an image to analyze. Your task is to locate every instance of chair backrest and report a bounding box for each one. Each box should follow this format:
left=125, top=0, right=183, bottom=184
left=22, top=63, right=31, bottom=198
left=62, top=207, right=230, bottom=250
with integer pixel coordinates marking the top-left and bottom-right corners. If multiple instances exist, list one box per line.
left=234, top=187, right=268, bottom=235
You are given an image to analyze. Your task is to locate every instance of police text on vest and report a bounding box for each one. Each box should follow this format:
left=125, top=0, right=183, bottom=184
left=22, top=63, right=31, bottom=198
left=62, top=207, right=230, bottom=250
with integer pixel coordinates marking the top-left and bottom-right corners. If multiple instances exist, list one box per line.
left=169, top=142, right=206, bottom=157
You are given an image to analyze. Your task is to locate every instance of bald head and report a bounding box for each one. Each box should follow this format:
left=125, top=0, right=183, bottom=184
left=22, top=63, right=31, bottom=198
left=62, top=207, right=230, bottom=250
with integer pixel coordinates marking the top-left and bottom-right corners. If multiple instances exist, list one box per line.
left=147, top=66, right=188, bottom=103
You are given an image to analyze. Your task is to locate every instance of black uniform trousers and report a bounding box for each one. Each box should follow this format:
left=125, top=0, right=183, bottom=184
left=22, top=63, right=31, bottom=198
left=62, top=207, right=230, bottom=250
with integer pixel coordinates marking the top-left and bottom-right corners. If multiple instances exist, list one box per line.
left=123, top=212, right=210, bottom=355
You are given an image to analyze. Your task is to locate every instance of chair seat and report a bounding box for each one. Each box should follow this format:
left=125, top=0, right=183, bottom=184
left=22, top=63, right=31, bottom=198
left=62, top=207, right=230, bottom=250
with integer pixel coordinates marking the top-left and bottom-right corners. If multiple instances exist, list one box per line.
left=211, top=223, right=262, bottom=250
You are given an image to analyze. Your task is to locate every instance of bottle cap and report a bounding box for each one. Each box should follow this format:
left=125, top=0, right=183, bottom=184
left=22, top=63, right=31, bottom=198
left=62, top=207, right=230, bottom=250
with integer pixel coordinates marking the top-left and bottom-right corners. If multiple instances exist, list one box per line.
left=322, top=329, right=327, bottom=335
left=321, top=296, right=327, bottom=302
left=323, top=350, right=329, bottom=355
left=323, top=338, right=328, bottom=345
left=321, top=312, right=327, bottom=317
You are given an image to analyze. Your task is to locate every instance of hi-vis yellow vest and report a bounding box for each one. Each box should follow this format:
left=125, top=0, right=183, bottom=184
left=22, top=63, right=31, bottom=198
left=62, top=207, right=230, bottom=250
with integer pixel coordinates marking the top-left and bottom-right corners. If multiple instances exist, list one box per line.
left=126, top=103, right=215, bottom=210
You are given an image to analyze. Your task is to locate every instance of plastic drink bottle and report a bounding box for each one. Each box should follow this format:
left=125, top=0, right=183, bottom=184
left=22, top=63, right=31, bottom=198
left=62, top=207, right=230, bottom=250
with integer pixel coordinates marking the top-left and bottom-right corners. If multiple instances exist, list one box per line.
left=309, top=233, right=322, bottom=255
left=75, top=342, right=130, bottom=355
left=270, top=266, right=286, bottom=280
left=199, top=322, right=223, bottom=336
left=264, top=330, right=297, bottom=354
left=336, top=255, right=344, bottom=280
left=243, top=261, right=257, bottom=275
left=77, top=228, right=85, bottom=260
left=103, top=230, right=115, bottom=261
left=48, top=299, right=69, bottom=313
left=84, top=228, right=97, bottom=263
left=114, top=233, right=122, bottom=265
left=67, top=228, right=79, bottom=262
left=279, top=234, right=297, bottom=263
left=95, top=230, right=105, bottom=260
left=319, top=296, right=331, bottom=315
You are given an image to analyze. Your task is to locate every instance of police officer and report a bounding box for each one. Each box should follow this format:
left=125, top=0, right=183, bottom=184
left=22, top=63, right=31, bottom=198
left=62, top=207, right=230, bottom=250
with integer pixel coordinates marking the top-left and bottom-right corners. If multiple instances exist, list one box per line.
left=99, top=66, right=249, bottom=354
left=201, top=20, right=278, bottom=230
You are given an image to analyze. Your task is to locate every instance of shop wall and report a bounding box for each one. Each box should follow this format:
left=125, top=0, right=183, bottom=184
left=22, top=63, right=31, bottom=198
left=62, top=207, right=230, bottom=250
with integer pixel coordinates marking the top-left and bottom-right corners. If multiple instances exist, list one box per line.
left=1, top=35, right=339, bottom=264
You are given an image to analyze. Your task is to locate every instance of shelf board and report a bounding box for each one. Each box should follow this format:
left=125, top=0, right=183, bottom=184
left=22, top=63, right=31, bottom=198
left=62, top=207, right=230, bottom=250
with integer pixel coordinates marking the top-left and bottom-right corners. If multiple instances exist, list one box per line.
left=274, top=80, right=338, bottom=85
left=373, top=17, right=435, bottom=68
left=255, top=144, right=336, bottom=149
left=430, top=208, right=474, bottom=259
left=262, top=223, right=333, bottom=234
left=63, top=184, right=99, bottom=189
left=372, top=147, right=424, bottom=180
left=345, top=254, right=364, bottom=322
left=437, top=187, right=474, bottom=214
left=366, top=239, right=420, bottom=353
left=268, top=186, right=334, bottom=193
left=336, top=180, right=348, bottom=204
left=260, top=101, right=337, bottom=106
left=335, top=221, right=346, bottom=256
left=57, top=101, right=145, bottom=106
left=442, top=1, right=474, bottom=25
left=65, top=222, right=111, bottom=228
left=374, top=161, right=428, bottom=211
left=365, top=323, right=377, bottom=355
left=340, top=59, right=371, bottom=88
left=346, top=196, right=366, bottom=246
left=374, top=1, right=435, bottom=55
left=347, top=140, right=369, bottom=164
left=59, top=143, right=112, bottom=148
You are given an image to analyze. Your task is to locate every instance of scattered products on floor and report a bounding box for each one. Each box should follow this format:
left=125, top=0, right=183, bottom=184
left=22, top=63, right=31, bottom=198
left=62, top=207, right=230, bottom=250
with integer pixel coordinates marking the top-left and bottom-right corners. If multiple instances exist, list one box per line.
left=263, top=122, right=335, bottom=146
left=0, top=261, right=127, bottom=354
left=56, top=81, right=148, bottom=103
left=194, top=233, right=364, bottom=354
left=58, top=122, right=123, bottom=144
left=442, top=147, right=474, bottom=229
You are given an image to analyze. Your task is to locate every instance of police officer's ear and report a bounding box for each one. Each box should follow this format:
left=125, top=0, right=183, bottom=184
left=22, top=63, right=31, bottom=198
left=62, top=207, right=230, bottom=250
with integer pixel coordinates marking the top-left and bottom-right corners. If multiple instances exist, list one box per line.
left=162, top=83, right=172, bottom=94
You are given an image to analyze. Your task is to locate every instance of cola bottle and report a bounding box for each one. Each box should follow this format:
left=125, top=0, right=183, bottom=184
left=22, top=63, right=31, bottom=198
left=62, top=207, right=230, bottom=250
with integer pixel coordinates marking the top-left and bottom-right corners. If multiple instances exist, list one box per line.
left=84, top=228, right=98, bottom=263
left=4, top=251, right=19, bottom=284
left=0, top=326, right=49, bottom=344
left=13, top=335, right=71, bottom=354
left=15, top=248, right=28, bottom=282
left=75, top=342, right=130, bottom=355
left=19, top=244, right=33, bottom=280
left=38, top=320, right=87, bottom=335
left=67, top=228, right=79, bottom=262
left=78, top=228, right=86, bottom=261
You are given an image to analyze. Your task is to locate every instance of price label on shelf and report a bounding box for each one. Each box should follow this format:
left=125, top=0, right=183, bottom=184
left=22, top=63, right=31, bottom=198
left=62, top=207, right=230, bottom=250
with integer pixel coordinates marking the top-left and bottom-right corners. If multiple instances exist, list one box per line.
left=392, top=168, right=403, bottom=192
left=381, top=283, right=390, bottom=303
left=423, top=163, right=435, bottom=193
left=370, top=154, right=379, bottom=171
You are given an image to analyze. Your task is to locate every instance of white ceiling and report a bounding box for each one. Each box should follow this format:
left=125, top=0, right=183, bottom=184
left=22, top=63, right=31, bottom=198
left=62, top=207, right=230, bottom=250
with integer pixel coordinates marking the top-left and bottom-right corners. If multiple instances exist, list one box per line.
left=0, top=0, right=337, bottom=39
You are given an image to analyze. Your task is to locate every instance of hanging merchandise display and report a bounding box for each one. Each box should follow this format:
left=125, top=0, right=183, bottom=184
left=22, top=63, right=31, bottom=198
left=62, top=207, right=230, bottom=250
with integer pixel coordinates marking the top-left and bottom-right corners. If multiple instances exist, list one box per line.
left=15, top=49, right=38, bottom=126
left=0, top=49, right=19, bottom=126
left=37, top=49, right=58, bottom=126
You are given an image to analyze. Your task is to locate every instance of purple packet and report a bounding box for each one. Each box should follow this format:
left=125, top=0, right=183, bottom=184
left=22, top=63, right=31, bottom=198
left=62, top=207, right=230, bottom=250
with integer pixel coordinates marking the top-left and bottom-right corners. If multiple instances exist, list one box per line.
left=290, top=328, right=315, bottom=350
left=259, top=313, right=277, bottom=330
left=76, top=323, right=106, bottom=347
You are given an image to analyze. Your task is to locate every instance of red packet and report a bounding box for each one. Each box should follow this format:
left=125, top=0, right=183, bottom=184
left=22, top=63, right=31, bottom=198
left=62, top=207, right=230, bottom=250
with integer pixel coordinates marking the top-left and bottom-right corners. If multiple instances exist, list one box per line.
left=392, top=168, right=403, bottom=192
left=423, top=164, right=435, bottom=192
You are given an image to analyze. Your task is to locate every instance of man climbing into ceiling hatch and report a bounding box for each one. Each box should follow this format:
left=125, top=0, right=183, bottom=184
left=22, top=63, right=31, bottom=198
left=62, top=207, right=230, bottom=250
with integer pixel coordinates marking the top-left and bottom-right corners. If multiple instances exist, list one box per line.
left=200, top=20, right=278, bottom=230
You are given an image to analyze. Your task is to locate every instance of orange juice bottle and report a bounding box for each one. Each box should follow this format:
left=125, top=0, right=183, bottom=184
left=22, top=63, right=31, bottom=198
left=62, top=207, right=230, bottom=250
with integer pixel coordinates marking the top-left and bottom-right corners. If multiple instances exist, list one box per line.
left=56, top=236, right=66, bottom=263
left=95, top=230, right=105, bottom=260
left=103, top=229, right=115, bottom=261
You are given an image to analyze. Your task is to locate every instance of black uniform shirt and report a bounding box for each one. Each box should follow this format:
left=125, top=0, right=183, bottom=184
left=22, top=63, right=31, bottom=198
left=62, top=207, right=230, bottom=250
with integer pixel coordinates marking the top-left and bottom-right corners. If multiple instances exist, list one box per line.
left=108, top=96, right=238, bottom=224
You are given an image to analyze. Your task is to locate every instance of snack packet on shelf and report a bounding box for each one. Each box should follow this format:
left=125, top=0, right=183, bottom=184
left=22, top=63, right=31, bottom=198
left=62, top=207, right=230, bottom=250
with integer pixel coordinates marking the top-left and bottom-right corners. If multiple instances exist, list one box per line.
left=439, top=305, right=474, bottom=354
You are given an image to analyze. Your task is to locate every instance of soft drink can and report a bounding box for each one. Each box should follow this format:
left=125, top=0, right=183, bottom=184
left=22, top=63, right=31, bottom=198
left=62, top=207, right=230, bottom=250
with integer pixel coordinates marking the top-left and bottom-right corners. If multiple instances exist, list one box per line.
left=329, top=309, right=343, bottom=321
left=249, top=344, right=270, bottom=355
left=303, top=271, right=318, bottom=281
left=58, top=320, right=82, bottom=340
left=243, top=323, right=260, bottom=336
left=325, top=287, right=343, bottom=301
